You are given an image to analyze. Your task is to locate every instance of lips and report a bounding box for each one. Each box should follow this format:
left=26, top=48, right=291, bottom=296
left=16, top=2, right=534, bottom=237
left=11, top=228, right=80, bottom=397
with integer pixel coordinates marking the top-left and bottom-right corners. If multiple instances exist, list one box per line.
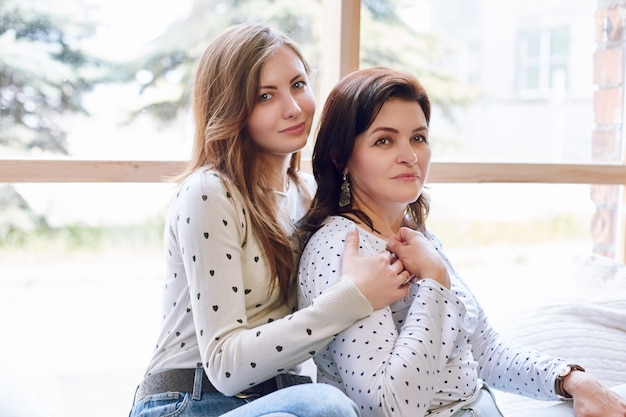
left=393, top=173, right=420, bottom=181
left=280, top=121, right=306, bottom=135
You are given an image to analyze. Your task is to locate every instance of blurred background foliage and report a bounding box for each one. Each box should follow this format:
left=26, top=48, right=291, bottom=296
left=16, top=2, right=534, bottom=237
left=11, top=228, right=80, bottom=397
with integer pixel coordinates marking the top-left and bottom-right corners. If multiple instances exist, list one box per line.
left=0, top=0, right=478, bottom=245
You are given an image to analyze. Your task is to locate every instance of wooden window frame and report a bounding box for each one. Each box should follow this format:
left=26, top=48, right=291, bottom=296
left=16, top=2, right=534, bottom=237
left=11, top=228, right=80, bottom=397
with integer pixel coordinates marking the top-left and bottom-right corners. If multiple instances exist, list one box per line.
left=0, top=159, right=625, bottom=185
left=1, top=0, right=624, bottom=258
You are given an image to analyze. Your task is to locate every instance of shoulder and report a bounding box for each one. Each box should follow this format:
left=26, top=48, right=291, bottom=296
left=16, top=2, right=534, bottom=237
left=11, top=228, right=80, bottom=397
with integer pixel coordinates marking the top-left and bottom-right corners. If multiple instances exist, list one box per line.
left=180, top=168, right=226, bottom=192
left=169, top=169, right=246, bottom=220
left=304, top=216, right=352, bottom=251
left=424, top=227, right=443, bottom=249
left=176, top=169, right=240, bottom=202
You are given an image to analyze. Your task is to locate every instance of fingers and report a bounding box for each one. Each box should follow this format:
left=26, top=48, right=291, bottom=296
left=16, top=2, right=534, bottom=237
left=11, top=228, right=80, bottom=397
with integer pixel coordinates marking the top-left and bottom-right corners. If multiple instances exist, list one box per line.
left=390, top=259, right=416, bottom=287
left=343, top=225, right=359, bottom=258
left=386, top=237, right=411, bottom=259
left=390, top=255, right=403, bottom=272
left=389, top=227, right=415, bottom=243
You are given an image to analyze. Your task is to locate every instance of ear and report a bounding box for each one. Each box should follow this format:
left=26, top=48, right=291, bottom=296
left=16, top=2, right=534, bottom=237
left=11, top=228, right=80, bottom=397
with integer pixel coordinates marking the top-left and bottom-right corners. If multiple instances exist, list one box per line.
left=332, top=159, right=349, bottom=176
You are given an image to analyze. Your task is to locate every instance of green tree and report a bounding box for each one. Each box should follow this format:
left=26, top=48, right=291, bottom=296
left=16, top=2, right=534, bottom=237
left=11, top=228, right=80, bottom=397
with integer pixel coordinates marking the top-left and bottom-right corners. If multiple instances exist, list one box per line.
left=112, top=0, right=322, bottom=122
left=360, top=0, right=480, bottom=121
left=0, top=0, right=105, bottom=155
left=117, top=0, right=478, bottom=125
left=0, top=0, right=108, bottom=242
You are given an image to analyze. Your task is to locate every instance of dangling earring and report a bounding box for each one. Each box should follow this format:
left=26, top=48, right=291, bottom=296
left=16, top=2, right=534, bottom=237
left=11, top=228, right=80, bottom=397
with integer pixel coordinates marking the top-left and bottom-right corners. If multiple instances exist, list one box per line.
left=339, top=174, right=351, bottom=207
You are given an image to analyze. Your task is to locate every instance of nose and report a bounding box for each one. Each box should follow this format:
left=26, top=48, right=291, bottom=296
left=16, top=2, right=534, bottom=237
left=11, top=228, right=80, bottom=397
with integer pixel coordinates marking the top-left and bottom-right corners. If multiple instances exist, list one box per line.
left=398, top=142, right=418, bottom=166
left=283, top=94, right=302, bottom=119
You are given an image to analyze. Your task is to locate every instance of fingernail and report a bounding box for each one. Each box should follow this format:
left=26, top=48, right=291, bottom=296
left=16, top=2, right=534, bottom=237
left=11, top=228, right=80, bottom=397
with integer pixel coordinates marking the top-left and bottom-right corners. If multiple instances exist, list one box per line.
left=347, top=224, right=356, bottom=234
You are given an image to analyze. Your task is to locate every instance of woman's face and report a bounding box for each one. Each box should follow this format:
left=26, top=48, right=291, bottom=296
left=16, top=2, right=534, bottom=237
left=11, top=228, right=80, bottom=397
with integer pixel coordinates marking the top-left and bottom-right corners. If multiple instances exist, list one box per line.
left=246, top=46, right=316, bottom=157
left=346, top=98, right=431, bottom=214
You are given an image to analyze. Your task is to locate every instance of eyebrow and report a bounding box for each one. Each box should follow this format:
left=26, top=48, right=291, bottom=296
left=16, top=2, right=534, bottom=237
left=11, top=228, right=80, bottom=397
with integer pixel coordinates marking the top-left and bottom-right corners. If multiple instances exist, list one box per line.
left=259, top=74, right=304, bottom=90
left=371, top=126, right=429, bottom=134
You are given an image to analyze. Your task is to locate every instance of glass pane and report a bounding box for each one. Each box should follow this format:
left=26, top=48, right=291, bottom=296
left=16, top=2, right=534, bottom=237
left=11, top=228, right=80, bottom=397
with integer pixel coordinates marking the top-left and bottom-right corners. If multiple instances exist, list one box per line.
left=1, top=185, right=166, bottom=417
left=0, top=0, right=325, bottom=161
left=0, top=182, right=598, bottom=416
left=525, top=65, right=541, bottom=90
left=0, top=1, right=617, bottom=416
left=551, top=26, right=570, bottom=56
left=427, top=183, right=596, bottom=324
left=525, top=32, right=542, bottom=59
left=363, top=0, right=596, bottom=163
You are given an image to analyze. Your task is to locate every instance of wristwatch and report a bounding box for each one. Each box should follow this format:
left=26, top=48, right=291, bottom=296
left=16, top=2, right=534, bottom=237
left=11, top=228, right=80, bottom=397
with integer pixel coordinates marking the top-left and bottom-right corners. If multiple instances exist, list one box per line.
left=555, top=364, right=585, bottom=399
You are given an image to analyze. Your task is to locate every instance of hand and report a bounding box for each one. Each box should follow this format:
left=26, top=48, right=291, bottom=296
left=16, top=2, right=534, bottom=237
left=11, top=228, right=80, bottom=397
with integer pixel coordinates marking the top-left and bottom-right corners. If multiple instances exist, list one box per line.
left=341, top=226, right=410, bottom=310
left=386, top=227, right=451, bottom=289
left=567, top=372, right=626, bottom=417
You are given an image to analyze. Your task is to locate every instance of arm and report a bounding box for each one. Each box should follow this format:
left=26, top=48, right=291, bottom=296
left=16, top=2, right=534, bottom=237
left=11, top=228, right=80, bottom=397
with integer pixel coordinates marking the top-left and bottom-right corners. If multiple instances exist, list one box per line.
left=452, top=258, right=626, bottom=416
left=175, top=173, right=405, bottom=396
left=390, top=227, right=566, bottom=399
left=390, top=227, right=626, bottom=416
left=299, top=221, right=468, bottom=416
left=386, top=227, right=450, bottom=289
left=340, top=225, right=411, bottom=310
left=470, top=300, right=626, bottom=416
left=329, top=283, right=466, bottom=416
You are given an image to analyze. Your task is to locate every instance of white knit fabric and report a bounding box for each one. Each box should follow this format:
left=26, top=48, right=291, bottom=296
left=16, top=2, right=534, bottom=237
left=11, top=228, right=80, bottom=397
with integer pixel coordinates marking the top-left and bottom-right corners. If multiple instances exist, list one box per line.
left=495, top=255, right=626, bottom=415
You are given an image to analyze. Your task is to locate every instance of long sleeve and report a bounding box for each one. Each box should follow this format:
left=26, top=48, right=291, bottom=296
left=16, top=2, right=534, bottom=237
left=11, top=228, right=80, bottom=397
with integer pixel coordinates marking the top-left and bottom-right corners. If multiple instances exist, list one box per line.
left=298, top=217, right=571, bottom=417
left=298, top=217, right=478, bottom=417
left=145, top=170, right=373, bottom=396
left=467, top=291, right=567, bottom=401
left=428, top=232, right=568, bottom=403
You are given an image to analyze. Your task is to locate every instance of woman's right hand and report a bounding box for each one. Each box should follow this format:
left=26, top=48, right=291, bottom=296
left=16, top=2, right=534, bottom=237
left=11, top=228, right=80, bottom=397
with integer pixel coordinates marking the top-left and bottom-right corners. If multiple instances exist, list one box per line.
left=340, top=226, right=410, bottom=310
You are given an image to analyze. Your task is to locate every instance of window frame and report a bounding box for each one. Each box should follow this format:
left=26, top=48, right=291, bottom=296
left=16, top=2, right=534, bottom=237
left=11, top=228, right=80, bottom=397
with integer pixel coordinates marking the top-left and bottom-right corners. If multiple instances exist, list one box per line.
left=1, top=0, right=624, bottom=260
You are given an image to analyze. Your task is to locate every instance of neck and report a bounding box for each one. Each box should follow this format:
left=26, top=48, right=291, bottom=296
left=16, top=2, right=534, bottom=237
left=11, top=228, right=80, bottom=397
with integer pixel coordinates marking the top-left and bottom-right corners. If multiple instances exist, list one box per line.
left=350, top=200, right=406, bottom=239
left=261, top=155, right=292, bottom=192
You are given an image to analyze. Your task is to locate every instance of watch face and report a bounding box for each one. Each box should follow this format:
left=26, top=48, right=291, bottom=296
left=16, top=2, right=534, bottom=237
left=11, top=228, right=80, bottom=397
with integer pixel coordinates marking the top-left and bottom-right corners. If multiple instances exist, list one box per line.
left=557, top=365, right=571, bottom=378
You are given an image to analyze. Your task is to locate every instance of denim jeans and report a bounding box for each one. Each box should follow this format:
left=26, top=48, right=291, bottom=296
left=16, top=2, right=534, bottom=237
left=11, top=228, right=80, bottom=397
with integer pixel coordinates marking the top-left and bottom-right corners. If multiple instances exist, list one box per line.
left=129, top=383, right=360, bottom=417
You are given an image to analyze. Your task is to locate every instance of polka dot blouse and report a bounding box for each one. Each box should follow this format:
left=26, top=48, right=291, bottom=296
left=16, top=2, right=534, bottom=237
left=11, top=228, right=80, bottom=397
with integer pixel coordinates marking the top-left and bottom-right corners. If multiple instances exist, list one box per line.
left=143, top=170, right=374, bottom=396
left=298, top=216, right=569, bottom=417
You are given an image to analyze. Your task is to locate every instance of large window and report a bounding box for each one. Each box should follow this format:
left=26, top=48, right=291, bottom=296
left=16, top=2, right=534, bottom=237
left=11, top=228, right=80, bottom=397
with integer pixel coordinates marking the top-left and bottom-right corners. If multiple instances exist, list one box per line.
left=0, top=1, right=622, bottom=417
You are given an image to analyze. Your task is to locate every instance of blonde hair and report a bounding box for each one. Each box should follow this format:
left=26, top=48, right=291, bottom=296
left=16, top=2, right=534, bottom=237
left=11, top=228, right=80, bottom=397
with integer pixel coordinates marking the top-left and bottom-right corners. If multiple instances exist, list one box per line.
left=179, top=22, right=312, bottom=301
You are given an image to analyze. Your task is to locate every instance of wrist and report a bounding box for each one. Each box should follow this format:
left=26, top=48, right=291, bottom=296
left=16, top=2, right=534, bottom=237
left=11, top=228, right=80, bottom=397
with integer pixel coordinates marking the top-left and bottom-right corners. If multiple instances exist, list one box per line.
left=555, top=364, right=585, bottom=399
left=422, top=269, right=450, bottom=289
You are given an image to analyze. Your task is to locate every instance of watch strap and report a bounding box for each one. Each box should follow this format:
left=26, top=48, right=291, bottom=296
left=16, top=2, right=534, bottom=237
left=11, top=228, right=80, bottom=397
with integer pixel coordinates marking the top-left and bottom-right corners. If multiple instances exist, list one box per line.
left=555, top=364, right=585, bottom=399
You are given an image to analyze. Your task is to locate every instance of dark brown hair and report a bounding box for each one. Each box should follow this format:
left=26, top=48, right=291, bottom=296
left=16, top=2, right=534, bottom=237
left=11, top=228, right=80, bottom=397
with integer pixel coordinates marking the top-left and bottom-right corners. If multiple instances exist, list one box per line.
left=301, top=66, right=431, bottom=234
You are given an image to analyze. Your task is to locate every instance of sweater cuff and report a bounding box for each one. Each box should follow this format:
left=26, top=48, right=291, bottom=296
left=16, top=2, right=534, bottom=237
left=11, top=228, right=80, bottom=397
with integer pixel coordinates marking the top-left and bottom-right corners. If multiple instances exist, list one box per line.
left=310, top=277, right=373, bottom=328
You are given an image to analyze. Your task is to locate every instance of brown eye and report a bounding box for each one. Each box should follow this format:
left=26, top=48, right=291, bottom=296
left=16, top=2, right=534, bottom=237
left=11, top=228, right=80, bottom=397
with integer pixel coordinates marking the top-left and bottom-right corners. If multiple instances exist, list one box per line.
left=374, top=137, right=391, bottom=146
left=258, top=93, right=272, bottom=102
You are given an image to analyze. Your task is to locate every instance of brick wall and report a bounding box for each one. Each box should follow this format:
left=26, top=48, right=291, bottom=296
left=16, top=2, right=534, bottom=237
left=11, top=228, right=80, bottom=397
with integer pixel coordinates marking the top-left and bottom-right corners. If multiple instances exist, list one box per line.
left=592, top=0, right=625, bottom=259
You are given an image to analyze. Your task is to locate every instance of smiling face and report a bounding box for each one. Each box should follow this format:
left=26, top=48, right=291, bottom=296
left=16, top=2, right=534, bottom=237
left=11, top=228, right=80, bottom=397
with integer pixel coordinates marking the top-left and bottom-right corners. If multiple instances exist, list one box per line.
left=346, top=98, right=431, bottom=220
left=246, top=45, right=316, bottom=158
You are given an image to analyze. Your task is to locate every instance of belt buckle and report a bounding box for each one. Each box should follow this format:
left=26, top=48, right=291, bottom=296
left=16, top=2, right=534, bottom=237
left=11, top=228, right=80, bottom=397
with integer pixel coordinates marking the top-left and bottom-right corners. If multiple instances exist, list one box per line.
left=234, top=390, right=261, bottom=399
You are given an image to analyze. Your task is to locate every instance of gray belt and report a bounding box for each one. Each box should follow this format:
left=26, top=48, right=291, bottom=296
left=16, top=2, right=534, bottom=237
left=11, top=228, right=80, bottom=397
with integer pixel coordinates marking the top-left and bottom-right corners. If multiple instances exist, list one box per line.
left=134, top=367, right=311, bottom=403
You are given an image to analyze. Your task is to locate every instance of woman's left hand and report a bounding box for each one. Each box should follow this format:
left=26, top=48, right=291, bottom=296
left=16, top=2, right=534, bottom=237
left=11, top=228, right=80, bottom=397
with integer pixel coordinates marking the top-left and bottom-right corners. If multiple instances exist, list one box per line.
left=386, top=227, right=450, bottom=289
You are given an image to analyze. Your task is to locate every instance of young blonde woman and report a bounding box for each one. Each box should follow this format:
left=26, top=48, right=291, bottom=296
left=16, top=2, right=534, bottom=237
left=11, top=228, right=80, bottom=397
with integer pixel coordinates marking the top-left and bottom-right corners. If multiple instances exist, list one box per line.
left=298, top=66, right=626, bottom=417
left=128, top=24, right=410, bottom=417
